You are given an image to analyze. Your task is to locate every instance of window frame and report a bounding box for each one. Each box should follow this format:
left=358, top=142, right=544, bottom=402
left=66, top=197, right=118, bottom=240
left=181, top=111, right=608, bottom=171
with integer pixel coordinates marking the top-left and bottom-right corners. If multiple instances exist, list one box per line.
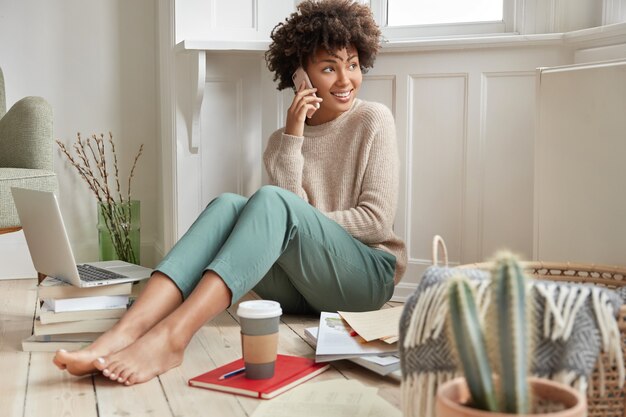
left=369, top=0, right=518, bottom=40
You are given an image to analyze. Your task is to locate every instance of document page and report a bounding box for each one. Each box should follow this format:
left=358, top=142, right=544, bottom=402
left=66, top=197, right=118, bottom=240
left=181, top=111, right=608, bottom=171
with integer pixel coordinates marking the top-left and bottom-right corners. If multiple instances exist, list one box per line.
left=338, top=306, right=403, bottom=342
left=315, top=312, right=397, bottom=361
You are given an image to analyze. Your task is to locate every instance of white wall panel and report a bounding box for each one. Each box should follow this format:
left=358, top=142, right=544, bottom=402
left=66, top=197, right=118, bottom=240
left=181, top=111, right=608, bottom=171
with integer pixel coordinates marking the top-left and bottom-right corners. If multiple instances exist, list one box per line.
left=481, top=72, right=535, bottom=260
left=175, top=0, right=294, bottom=42
left=408, top=75, right=467, bottom=264
left=176, top=52, right=263, bottom=238
left=574, top=43, right=626, bottom=63
left=201, top=79, right=243, bottom=206
left=360, top=76, right=396, bottom=115
left=214, top=0, right=256, bottom=30
left=559, top=0, right=603, bottom=32
left=535, top=61, right=626, bottom=264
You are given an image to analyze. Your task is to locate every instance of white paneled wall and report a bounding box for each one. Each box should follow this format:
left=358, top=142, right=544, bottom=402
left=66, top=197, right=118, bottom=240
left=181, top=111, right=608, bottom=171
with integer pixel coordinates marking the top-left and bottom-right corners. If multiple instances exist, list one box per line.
left=175, top=46, right=572, bottom=300
left=361, top=49, right=571, bottom=297
left=167, top=1, right=626, bottom=299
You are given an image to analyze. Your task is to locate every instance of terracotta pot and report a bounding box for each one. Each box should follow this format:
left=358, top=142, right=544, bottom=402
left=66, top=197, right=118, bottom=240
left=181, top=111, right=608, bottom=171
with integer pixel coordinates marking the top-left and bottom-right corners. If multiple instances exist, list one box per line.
left=436, top=377, right=586, bottom=417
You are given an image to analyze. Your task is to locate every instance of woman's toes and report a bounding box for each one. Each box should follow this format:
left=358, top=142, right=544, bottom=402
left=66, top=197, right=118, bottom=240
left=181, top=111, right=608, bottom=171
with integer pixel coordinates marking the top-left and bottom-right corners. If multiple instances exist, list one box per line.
left=126, top=373, right=136, bottom=386
left=102, top=368, right=111, bottom=377
left=53, top=349, right=69, bottom=369
left=109, top=373, right=117, bottom=380
left=53, top=357, right=67, bottom=370
left=116, top=369, right=129, bottom=383
left=94, top=357, right=106, bottom=371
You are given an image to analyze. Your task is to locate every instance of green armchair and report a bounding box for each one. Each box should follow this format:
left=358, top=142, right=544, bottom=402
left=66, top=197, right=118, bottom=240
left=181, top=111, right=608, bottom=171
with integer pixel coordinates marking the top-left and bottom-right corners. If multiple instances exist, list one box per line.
left=0, top=66, right=58, bottom=233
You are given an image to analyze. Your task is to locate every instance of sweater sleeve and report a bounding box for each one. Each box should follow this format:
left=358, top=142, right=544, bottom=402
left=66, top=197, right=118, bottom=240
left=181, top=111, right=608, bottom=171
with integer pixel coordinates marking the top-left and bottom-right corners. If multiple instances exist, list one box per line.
left=324, top=109, right=400, bottom=244
left=263, top=130, right=310, bottom=202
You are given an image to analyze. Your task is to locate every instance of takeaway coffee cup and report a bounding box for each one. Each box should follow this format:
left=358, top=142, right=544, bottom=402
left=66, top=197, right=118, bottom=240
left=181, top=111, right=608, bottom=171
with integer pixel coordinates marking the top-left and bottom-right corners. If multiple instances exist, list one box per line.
left=237, top=300, right=282, bottom=379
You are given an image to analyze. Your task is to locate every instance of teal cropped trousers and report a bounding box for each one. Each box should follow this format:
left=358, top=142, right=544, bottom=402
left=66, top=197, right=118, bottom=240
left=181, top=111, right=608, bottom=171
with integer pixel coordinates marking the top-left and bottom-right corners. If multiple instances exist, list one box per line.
left=155, top=185, right=396, bottom=314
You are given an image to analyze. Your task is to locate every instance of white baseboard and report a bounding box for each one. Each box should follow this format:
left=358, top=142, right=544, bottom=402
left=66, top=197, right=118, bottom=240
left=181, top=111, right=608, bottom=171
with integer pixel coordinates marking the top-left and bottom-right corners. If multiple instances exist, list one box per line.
left=391, top=282, right=417, bottom=303
left=0, top=230, right=36, bottom=279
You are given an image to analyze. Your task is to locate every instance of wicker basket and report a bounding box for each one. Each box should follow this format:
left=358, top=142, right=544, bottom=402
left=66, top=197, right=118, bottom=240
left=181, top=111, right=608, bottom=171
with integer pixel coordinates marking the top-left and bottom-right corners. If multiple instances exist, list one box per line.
left=457, top=260, right=626, bottom=417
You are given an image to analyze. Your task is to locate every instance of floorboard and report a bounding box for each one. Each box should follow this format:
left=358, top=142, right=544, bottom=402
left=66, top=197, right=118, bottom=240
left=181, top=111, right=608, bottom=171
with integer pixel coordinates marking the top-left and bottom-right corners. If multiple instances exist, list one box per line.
left=96, top=374, right=173, bottom=417
left=0, top=280, right=37, bottom=417
left=24, top=354, right=98, bottom=417
left=0, top=279, right=403, bottom=416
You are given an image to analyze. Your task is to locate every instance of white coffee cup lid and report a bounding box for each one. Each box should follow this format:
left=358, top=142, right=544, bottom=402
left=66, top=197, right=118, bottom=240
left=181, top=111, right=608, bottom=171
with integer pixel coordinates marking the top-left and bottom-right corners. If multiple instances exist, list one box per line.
left=237, top=300, right=282, bottom=319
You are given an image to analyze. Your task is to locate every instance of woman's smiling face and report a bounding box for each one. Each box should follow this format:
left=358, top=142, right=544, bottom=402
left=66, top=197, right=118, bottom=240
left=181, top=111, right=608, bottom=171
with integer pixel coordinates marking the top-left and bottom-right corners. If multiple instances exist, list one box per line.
left=305, top=45, right=362, bottom=125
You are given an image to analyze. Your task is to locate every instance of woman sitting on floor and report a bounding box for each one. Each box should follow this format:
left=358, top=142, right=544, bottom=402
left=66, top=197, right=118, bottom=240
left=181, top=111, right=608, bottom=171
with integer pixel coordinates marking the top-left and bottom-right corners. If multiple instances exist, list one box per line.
left=54, top=0, right=406, bottom=386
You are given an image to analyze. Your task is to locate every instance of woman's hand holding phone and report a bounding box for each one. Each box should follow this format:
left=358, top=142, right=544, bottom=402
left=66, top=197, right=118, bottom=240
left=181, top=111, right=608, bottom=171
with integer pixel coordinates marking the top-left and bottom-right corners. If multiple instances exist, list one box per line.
left=284, top=68, right=323, bottom=137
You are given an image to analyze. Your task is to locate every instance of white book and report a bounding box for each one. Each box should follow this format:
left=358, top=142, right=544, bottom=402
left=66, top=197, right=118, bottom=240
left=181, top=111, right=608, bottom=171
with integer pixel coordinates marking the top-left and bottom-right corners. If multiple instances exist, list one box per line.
left=304, top=326, right=401, bottom=378
left=39, top=302, right=126, bottom=324
left=25, top=333, right=102, bottom=342
left=34, top=317, right=118, bottom=336
left=42, top=295, right=129, bottom=312
left=22, top=335, right=92, bottom=352
left=314, top=312, right=398, bottom=362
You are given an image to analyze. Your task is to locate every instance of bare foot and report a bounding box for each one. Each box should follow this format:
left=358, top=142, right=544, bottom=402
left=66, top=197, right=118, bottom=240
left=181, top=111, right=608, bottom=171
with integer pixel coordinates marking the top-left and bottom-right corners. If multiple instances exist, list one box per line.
left=53, top=325, right=139, bottom=376
left=93, top=323, right=185, bottom=386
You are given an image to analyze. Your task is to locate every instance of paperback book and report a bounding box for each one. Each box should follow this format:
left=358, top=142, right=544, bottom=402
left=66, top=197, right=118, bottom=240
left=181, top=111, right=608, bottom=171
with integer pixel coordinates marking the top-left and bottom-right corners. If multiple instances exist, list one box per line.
left=42, top=295, right=129, bottom=313
left=34, top=317, right=118, bottom=336
left=39, top=302, right=126, bottom=324
left=21, top=333, right=100, bottom=352
left=304, top=327, right=400, bottom=377
left=314, top=312, right=397, bottom=362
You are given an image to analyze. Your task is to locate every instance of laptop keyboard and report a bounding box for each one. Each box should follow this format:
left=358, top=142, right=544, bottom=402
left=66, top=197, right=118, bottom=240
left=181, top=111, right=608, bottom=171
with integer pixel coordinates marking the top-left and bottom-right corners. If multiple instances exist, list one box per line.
left=77, top=264, right=126, bottom=282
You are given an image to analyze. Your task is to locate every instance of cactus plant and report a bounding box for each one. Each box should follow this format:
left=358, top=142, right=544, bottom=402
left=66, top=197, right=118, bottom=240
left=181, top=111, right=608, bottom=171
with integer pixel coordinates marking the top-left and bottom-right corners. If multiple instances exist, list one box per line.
left=448, top=252, right=532, bottom=413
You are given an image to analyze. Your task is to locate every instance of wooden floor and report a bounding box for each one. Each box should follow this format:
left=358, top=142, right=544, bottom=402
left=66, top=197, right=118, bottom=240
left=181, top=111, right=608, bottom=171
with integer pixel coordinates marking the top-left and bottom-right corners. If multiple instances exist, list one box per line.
left=0, top=279, right=403, bottom=417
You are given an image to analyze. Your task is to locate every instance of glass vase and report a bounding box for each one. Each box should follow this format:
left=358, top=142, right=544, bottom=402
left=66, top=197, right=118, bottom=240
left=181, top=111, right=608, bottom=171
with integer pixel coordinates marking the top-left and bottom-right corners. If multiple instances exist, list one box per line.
left=97, top=200, right=140, bottom=264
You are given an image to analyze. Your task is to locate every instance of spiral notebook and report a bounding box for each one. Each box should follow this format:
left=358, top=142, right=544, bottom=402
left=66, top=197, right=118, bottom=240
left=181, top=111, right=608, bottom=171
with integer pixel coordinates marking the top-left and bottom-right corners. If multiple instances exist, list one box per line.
left=188, top=354, right=329, bottom=399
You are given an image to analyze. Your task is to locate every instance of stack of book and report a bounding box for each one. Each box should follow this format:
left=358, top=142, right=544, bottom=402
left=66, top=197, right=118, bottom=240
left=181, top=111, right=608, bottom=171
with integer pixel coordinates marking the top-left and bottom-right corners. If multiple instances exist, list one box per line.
left=22, top=277, right=138, bottom=352
left=304, top=308, right=403, bottom=378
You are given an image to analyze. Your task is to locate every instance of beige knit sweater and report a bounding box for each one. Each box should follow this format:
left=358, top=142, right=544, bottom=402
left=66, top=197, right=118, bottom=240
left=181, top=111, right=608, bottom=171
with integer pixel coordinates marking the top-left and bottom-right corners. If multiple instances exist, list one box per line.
left=263, top=99, right=407, bottom=284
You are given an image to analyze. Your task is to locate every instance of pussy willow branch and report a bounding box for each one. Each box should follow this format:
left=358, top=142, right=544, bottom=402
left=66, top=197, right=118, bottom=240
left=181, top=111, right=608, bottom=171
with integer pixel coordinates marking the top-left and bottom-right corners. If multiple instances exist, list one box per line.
left=127, top=144, right=144, bottom=203
left=81, top=137, right=109, bottom=202
left=73, top=143, right=105, bottom=202
left=108, top=132, right=123, bottom=204
left=87, top=135, right=109, bottom=203
left=56, top=133, right=142, bottom=204
left=96, top=134, right=112, bottom=204
left=55, top=133, right=143, bottom=263
left=57, top=141, right=102, bottom=201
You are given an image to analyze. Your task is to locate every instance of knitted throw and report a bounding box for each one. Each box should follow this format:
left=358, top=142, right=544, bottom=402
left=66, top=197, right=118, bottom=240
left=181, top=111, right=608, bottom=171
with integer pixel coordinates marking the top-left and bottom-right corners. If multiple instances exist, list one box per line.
left=399, top=266, right=625, bottom=417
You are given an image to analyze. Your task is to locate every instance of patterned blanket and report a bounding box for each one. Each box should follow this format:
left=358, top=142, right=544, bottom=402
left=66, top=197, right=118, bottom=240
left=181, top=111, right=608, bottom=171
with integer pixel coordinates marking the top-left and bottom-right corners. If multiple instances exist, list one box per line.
left=399, top=266, right=624, bottom=417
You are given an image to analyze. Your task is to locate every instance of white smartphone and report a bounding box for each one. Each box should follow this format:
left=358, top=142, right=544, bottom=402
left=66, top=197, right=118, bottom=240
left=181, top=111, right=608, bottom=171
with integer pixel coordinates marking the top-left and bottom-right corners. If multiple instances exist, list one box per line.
left=292, top=67, right=319, bottom=118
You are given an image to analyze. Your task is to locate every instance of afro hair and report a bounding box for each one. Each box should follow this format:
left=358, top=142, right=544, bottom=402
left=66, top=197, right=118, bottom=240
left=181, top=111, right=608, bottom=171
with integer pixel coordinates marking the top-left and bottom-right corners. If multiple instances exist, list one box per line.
left=265, top=0, right=381, bottom=91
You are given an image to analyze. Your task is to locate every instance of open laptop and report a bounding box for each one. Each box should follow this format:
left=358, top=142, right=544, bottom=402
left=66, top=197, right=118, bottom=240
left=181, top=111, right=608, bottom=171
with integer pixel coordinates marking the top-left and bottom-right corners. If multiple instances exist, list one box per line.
left=11, top=187, right=153, bottom=287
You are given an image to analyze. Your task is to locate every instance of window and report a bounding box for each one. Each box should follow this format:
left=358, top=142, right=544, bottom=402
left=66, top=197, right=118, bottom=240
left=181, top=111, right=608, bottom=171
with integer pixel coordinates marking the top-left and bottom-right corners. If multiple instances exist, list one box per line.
left=387, top=0, right=503, bottom=27
left=369, top=0, right=514, bottom=40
